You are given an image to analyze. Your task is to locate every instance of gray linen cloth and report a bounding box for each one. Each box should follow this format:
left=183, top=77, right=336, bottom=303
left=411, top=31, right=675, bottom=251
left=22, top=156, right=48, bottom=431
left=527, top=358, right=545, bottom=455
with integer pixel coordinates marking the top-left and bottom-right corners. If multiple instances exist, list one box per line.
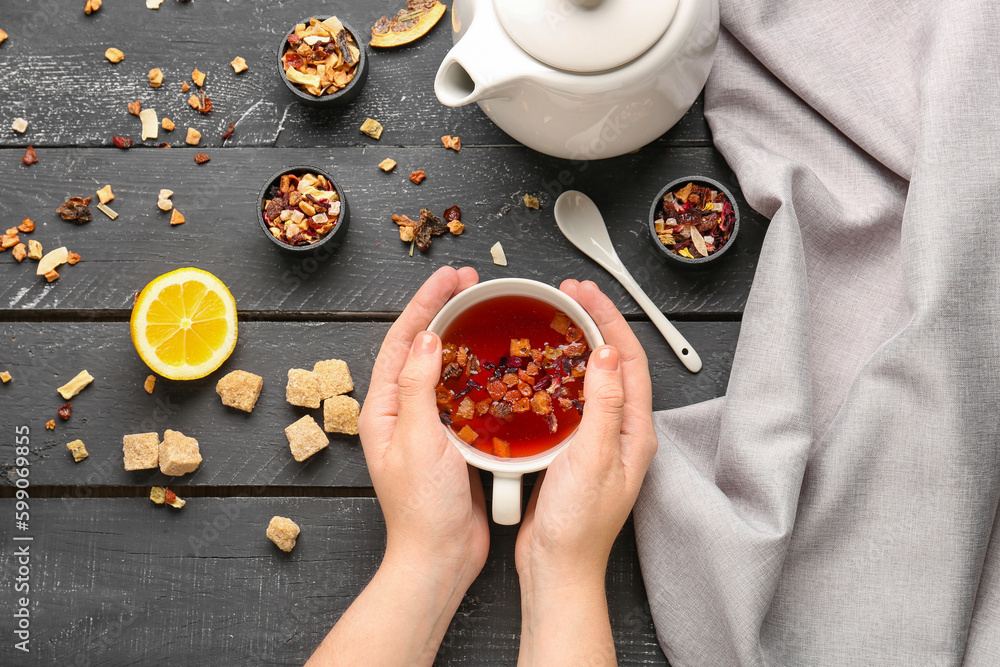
left=633, top=1, right=1000, bottom=665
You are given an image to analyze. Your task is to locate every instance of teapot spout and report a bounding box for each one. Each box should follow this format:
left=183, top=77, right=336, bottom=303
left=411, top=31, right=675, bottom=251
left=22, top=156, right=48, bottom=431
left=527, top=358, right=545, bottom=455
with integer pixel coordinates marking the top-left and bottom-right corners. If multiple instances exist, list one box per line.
left=434, top=15, right=531, bottom=107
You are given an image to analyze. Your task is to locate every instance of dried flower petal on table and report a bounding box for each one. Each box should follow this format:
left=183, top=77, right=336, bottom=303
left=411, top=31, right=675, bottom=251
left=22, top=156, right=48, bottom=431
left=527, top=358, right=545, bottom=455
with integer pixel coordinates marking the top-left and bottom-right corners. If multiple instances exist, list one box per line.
left=441, top=135, right=461, bottom=151
left=113, top=136, right=132, bottom=149
left=58, top=402, right=71, bottom=420
left=148, top=68, right=163, bottom=88
left=378, top=158, right=397, bottom=172
left=360, top=118, right=383, bottom=139
left=57, top=198, right=92, bottom=224
left=230, top=56, right=248, bottom=73
left=105, top=47, right=124, bottom=63
left=11, top=118, right=28, bottom=133
left=22, top=146, right=38, bottom=166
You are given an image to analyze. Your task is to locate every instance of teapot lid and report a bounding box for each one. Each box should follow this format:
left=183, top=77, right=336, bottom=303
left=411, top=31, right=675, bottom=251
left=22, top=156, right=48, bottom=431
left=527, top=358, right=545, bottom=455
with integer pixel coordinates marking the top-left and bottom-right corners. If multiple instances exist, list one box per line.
left=494, top=0, right=679, bottom=73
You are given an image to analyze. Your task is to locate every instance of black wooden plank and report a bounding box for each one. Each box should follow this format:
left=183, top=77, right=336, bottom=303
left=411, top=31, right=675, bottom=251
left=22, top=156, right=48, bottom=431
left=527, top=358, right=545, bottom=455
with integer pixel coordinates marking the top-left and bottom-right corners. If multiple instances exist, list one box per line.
left=0, top=320, right=739, bottom=487
left=0, top=147, right=763, bottom=317
left=0, top=498, right=667, bottom=666
left=0, top=0, right=709, bottom=149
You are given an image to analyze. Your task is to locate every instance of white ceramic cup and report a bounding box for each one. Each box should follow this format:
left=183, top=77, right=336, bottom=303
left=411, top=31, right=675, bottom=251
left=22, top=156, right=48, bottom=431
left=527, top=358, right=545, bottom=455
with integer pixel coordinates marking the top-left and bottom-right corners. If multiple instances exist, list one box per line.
left=426, top=278, right=604, bottom=525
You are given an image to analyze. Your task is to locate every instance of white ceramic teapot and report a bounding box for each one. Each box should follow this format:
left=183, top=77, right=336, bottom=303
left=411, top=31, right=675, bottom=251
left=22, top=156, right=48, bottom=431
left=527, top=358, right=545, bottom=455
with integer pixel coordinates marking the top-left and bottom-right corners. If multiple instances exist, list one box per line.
left=434, top=0, right=719, bottom=160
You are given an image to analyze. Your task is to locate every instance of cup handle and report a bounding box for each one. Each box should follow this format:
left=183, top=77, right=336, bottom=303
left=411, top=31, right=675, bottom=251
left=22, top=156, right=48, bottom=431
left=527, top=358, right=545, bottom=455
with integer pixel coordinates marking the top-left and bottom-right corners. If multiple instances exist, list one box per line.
left=492, top=473, right=523, bottom=525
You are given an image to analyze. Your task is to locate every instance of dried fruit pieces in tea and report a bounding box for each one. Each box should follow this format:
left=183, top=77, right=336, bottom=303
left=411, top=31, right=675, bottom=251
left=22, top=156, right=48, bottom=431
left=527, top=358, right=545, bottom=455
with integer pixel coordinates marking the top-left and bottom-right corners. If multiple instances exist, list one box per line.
left=262, top=171, right=342, bottom=246
left=283, top=17, right=361, bottom=97
left=57, top=197, right=92, bottom=224
left=22, top=146, right=38, bottom=166
left=654, top=181, right=736, bottom=258
left=370, top=1, right=446, bottom=48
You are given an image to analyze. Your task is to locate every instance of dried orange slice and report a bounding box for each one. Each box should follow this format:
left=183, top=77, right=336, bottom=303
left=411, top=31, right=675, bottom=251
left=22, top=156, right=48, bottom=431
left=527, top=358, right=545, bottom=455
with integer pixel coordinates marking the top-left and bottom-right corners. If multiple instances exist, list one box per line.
left=130, top=268, right=238, bottom=380
left=370, top=1, right=446, bottom=48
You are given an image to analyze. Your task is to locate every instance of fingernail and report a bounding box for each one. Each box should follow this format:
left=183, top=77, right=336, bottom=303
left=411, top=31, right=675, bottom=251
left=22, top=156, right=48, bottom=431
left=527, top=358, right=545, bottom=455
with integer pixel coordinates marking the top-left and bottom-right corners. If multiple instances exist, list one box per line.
left=592, top=346, right=618, bottom=371
left=412, top=331, right=438, bottom=356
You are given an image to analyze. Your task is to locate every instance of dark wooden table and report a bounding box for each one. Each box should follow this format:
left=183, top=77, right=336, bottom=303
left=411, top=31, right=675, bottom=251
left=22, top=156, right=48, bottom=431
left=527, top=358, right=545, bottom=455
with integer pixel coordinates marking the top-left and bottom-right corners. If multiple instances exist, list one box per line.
left=0, top=2, right=761, bottom=664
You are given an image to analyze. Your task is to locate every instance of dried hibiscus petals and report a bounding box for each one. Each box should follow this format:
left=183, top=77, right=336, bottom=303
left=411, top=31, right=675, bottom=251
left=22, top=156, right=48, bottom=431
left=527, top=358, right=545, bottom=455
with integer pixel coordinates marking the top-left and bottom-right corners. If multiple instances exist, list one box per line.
left=654, top=181, right=736, bottom=259
left=262, top=171, right=341, bottom=246
left=437, top=317, right=589, bottom=438
left=113, top=136, right=133, bottom=149
left=22, top=146, right=38, bottom=166
left=221, top=122, right=235, bottom=140
left=58, top=402, right=72, bottom=420
left=283, top=16, right=360, bottom=97
left=57, top=197, right=93, bottom=224
left=393, top=208, right=449, bottom=251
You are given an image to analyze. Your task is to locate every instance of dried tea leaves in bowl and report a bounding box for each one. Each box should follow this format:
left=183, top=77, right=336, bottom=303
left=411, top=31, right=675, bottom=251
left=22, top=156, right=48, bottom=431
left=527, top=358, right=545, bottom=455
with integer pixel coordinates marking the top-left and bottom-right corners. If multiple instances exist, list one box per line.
left=654, top=182, right=736, bottom=258
left=283, top=17, right=361, bottom=97
left=371, top=0, right=446, bottom=48
left=263, top=172, right=342, bottom=246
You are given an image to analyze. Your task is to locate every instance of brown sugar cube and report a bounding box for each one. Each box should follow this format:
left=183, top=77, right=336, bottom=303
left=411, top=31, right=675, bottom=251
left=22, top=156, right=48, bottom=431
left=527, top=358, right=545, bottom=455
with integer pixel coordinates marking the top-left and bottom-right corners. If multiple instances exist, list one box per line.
left=266, top=516, right=300, bottom=552
left=158, top=429, right=202, bottom=476
left=313, top=359, right=353, bottom=399
left=323, top=396, right=360, bottom=435
left=123, top=432, right=160, bottom=470
left=66, top=439, right=88, bottom=462
left=286, top=369, right=321, bottom=409
left=216, top=370, right=263, bottom=412
left=285, top=415, right=329, bottom=462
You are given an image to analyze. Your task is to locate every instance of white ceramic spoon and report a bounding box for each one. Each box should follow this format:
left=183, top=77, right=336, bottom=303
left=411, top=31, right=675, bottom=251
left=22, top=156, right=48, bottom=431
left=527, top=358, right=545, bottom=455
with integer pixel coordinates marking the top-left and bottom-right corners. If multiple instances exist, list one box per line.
left=554, top=190, right=702, bottom=373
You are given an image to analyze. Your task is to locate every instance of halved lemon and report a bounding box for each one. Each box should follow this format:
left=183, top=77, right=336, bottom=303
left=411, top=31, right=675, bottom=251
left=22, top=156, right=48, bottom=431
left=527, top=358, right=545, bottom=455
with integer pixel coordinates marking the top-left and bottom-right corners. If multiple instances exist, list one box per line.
left=130, top=268, right=238, bottom=380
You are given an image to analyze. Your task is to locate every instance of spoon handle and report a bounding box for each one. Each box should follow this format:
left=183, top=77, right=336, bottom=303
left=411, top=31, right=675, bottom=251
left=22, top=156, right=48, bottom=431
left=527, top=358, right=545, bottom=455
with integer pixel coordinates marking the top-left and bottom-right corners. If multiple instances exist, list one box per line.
left=608, top=263, right=703, bottom=373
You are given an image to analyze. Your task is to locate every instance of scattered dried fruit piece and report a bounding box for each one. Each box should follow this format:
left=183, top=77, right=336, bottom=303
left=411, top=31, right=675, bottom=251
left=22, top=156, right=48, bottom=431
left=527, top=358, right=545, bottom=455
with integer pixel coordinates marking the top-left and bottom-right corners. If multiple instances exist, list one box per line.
left=230, top=56, right=248, bottom=73
left=67, top=439, right=89, bottom=462
left=0, top=371, right=11, bottom=383
left=191, top=68, right=206, bottom=87
left=67, top=251, right=81, bottom=265
left=378, top=158, right=397, bottom=172
left=45, top=419, right=55, bottom=430
left=113, top=136, right=133, bottom=149
left=165, top=490, right=186, bottom=509
left=144, top=374, right=156, bottom=394
left=1, top=233, right=19, bottom=250
left=105, top=47, right=124, bottom=63
left=58, top=402, right=72, bottom=420
left=441, top=135, right=461, bottom=151
left=491, top=241, right=507, bottom=266
left=157, top=189, right=174, bottom=211
left=409, top=170, right=426, bottom=184
left=11, top=118, right=28, bottom=133
left=188, top=93, right=201, bottom=110
left=524, top=193, right=541, bottom=210
left=97, top=203, right=118, bottom=218
left=18, top=218, right=34, bottom=233
left=161, top=117, right=175, bottom=131
left=266, top=516, right=301, bottom=552
left=139, top=108, right=159, bottom=140
left=447, top=220, right=465, bottom=235
left=57, top=197, right=92, bottom=224
left=27, top=239, right=42, bottom=260
left=221, top=122, right=235, bottom=140
left=12, top=244, right=26, bottom=262
left=370, top=1, right=446, bottom=48
left=360, top=118, right=383, bottom=140
left=127, top=100, right=142, bottom=116
left=22, top=146, right=38, bottom=166
left=37, top=247, right=69, bottom=276
left=84, top=0, right=102, bottom=14
left=185, top=127, right=201, bottom=145
left=169, top=209, right=185, bottom=225
left=193, top=152, right=210, bottom=164
left=96, top=184, right=114, bottom=204
left=57, top=369, right=94, bottom=399
left=148, top=67, right=164, bottom=88
left=0, top=29, right=6, bottom=45
left=146, top=0, right=164, bottom=8
left=149, top=486, right=166, bottom=504
left=181, top=81, right=190, bottom=92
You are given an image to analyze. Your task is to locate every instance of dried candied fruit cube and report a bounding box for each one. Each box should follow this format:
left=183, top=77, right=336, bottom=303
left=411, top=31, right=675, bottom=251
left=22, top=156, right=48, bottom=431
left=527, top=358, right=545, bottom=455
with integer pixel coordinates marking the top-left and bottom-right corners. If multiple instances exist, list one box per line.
left=456, top=425, right=478, bottom=444
left=492, top=437, right=511, bottom=458
left=453, top=396, right=475, bottom=422
left=510, top=338, right=531, bottom=357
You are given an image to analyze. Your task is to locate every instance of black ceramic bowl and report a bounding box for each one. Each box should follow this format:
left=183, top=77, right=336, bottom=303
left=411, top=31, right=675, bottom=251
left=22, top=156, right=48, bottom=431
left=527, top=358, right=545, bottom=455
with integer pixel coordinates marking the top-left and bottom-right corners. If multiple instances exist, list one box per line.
left=257, top=165, right=350, bottom=253
left=277, top=17, right=369, bottom=107
left=648, top=175, right=741, bottom=268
